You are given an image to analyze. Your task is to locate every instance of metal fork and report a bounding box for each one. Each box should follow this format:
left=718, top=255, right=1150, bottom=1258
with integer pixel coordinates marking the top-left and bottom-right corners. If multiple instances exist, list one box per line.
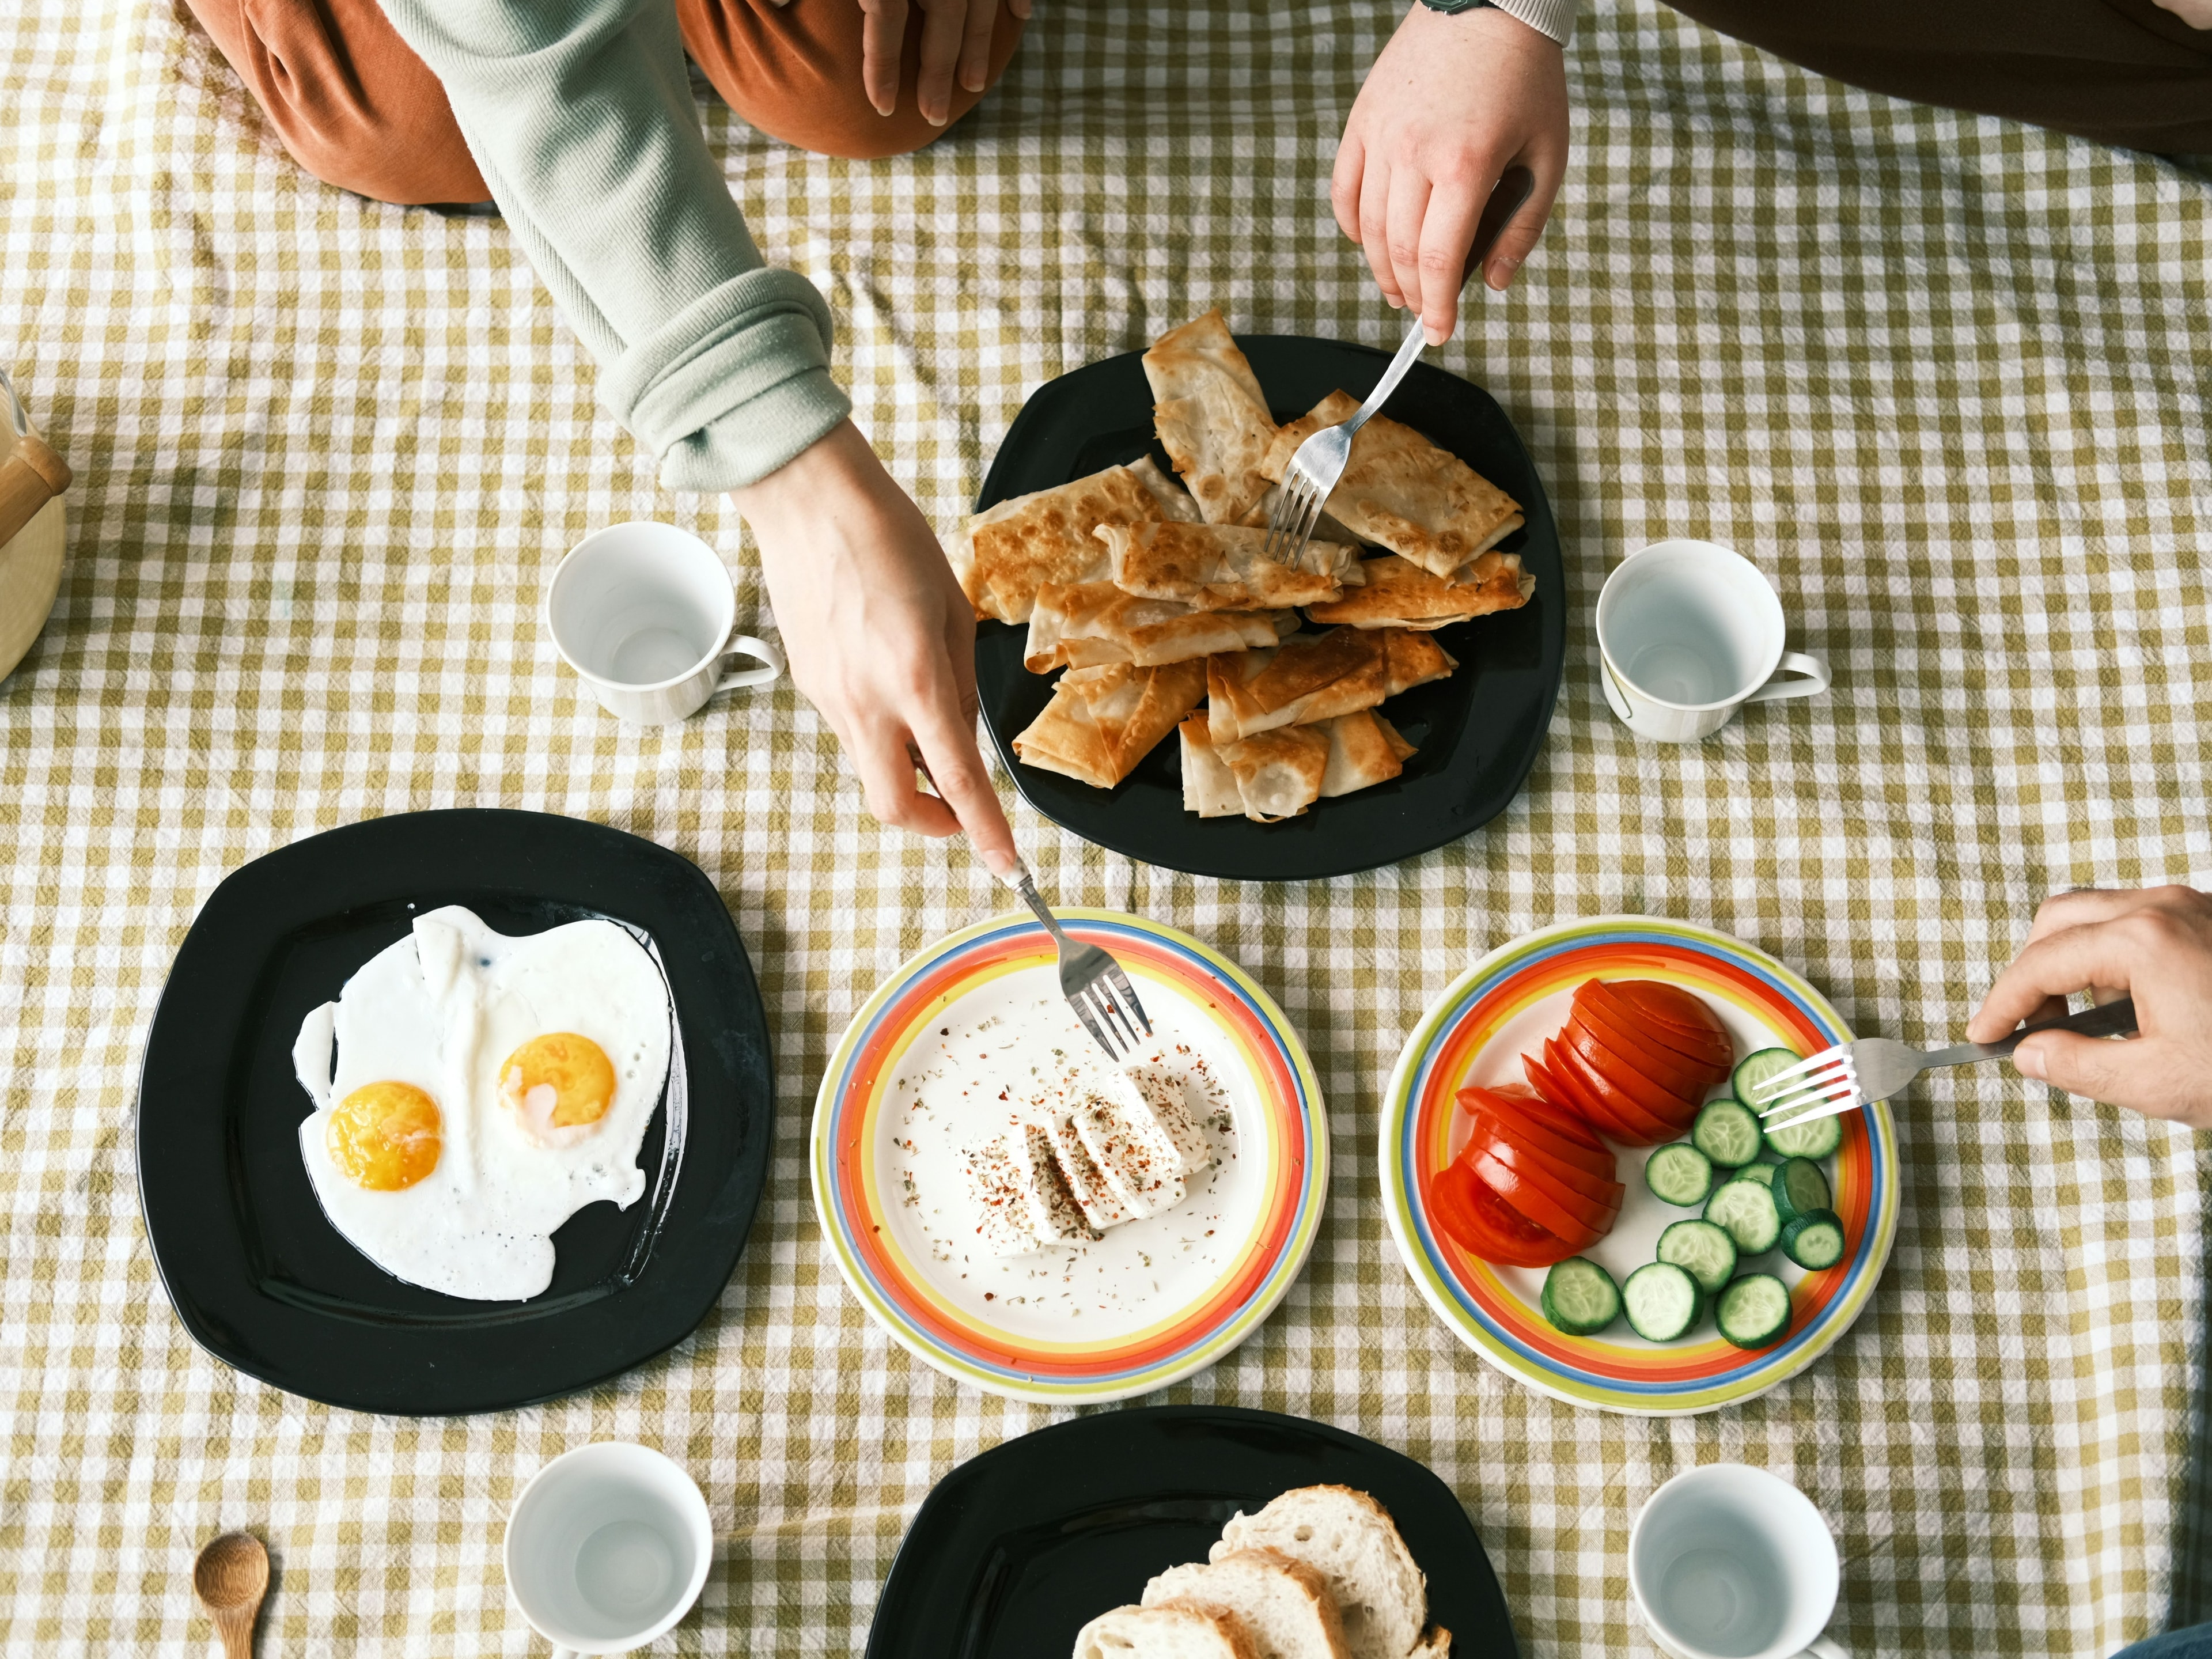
left=1259, top=164, right=1535, bottom=568
left=1751, top=997, right=2140, bottom=1128
left=998, top=859, right=1153, bottom=1061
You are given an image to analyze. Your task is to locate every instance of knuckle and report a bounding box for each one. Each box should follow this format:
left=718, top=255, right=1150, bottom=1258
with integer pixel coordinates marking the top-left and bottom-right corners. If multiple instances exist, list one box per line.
left=1387, top=240, right=1422, bottom=269
left=1416, top=246, right=1457, bottom=276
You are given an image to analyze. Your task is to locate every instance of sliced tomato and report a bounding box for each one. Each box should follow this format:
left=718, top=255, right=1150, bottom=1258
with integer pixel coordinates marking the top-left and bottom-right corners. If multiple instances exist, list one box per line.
left=1534, top=1040, right=1638, bottom=1142
left=1460, top=1086, right=1613, bottom=1176
left=1577, top=978, right=1734, bottom=1070
left=1466, top=1119, right=1623, bottom=1221
left=1606, top=979, right=1733, bottom=1046
left=1464, top=1147, right=1604, bottom=1250
left=1465, top=1104, right=1617, bottom=1193
left=1566, top=994, right=1725, bottom=1095
left=1562, top=1020, right=1703, bottom=1130
left=1427, top=1159, right=1574, bottom=1267
left=1552, top=1039, right=1675, bottom=1145
left=1468, top=1080, right=1607, bottom=1153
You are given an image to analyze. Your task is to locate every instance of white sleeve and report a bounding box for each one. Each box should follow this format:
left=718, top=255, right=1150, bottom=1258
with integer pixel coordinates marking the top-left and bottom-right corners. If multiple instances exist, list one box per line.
left=1490, top=0, right=1579, bottom=47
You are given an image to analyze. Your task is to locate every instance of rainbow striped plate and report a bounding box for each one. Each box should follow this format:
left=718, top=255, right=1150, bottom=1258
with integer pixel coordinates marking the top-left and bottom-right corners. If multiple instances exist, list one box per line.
left=812, top=911, right=1327, bottom=1403
left=1382, top=915, right=1897, bottom=1415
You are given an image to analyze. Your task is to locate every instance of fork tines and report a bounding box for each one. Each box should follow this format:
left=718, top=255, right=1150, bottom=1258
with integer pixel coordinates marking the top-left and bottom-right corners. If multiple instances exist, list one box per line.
left=1261, top=474, right=1324, bottom=568
left=1075, top=975, right=1150, bottom=1059
left=1751, top=1047, right=1862, bottom=1126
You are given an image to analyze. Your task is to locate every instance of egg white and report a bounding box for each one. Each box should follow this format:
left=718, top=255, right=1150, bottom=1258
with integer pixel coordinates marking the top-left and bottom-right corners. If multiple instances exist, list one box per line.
left=294, top=904, right=673, bottom=1301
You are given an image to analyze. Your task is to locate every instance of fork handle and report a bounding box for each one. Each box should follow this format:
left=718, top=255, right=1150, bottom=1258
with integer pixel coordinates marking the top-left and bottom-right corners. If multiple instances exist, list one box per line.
left=1923, top=995, right=2139, bottom=1067
left=1002, top=859, right=1072, bottom=948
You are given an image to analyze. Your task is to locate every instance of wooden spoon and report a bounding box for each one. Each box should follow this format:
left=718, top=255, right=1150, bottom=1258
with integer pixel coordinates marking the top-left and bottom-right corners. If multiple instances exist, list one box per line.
left=192, top=1532, right=270, bottom=1658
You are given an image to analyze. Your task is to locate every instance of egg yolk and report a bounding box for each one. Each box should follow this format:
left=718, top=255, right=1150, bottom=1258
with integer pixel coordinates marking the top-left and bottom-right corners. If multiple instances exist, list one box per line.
left=500, top=1033, right=616, bottom=1146
left=326, top=1082, right=442, bottom=1191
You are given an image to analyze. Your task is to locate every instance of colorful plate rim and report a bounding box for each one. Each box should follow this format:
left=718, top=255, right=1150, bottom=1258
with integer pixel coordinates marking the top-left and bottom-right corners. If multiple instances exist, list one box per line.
left=811, top=910, right=1328, bottom=1403
left=1380, top=914, right=1899, bottom=1416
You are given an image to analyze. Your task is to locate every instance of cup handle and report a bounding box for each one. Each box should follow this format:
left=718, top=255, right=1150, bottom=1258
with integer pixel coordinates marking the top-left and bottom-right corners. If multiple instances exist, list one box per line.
left=715, top=632, right=783, bottom=692
left=1744, top=649, right=1830, bottom=703
left=1600, top=661, right=1637, bottom=724
left=1801, top=1636, right=1850, bottom=1658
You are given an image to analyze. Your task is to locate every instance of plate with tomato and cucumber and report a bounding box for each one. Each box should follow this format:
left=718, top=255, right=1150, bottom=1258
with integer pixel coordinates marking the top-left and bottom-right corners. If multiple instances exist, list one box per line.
left=1380, top=915, right=1898, bottom=1415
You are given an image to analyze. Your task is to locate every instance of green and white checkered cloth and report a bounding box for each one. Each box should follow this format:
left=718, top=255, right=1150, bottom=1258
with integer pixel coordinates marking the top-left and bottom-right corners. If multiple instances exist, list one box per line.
left=2, top=1, right=2207, bottom=1652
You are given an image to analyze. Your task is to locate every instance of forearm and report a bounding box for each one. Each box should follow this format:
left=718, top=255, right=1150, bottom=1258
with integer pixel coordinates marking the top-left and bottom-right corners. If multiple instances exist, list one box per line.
left=377, top=0, right=850, bottom=490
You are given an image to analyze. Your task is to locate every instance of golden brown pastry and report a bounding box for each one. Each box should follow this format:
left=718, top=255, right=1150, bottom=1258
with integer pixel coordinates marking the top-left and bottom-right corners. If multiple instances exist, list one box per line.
left=1204, top=627, right=1456, bottom=743
left=1143, top=310, right=1279, bottom=527
left=1025, top=582, right=1297, bottom=672
left=1094, top=521, right=1363, bottom=612
left=1318, top=709, right=1416, bottom=796
left=1127, top=454, right=1203, bottom=522
left=944, top=463, right=1161, bottom=625
left=1177, top=713, right=1246, bottom=818
left=1304, top=551, right=1533, bottom=630
left=1012, top=661, right=1208, bottom=789
left=1177, top=708, right=1417, bottom=820
left=1261, top=391, right=1523, bottom=578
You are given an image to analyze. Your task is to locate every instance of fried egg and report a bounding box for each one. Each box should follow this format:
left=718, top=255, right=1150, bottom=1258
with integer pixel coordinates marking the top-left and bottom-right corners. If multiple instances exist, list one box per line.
left=293, top=904, right=673, bottom=1301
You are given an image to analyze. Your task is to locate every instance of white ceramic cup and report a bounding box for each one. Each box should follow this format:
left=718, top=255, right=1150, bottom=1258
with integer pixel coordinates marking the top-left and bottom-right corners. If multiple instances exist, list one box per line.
left=546, top=521, right=782, bottom=725
left=1629, top=1464, right=1849, bottom=1659
left=1594, top=539, right=1830, bottom=743
left=504, top=1442, right=714, bottom=1657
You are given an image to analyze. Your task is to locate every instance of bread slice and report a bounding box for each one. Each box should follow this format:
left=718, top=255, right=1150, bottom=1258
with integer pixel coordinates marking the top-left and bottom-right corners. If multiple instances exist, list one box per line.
left=1143, top=1548, right=1350, bottom=1659
left=1212, top=1486, right=1432, bottom=1659
left=1073, top=1603, right=1262, bottom=1659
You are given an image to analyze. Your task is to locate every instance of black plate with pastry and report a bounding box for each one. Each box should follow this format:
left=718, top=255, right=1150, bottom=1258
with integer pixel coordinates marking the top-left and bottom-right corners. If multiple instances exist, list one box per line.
left=962, top=319, right=1563, bottom=882
left=135, top=809, right=773, bottom=1416
left=866, top=1404, right=1517, bottom=1659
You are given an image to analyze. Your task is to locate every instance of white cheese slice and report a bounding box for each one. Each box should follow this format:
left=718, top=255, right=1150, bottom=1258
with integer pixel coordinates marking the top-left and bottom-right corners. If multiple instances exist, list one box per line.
left=956, top=1135, right=1047, bottom=1258
left=1074, top=1087, right=1187, bottom=1219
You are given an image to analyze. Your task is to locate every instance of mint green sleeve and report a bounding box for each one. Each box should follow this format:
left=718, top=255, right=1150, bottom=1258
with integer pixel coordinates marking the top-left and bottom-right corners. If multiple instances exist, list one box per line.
left=376, top=0, right=852, bottom=492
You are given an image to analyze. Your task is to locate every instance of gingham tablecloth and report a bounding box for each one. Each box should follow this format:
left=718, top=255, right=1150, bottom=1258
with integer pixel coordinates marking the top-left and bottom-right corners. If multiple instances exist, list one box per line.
left=3, top=1, right=2209, bottom=1653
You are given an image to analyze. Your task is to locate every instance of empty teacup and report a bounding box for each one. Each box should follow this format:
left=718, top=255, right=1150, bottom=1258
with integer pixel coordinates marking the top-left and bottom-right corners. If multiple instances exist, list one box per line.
left=505, top=1441, right=713, bottom=1657
left=1629, top=1464, right=1847, bottom=1659
left=547, top=521, right=781, bottom=725
left=1595, top=540, right=1830, bottom=743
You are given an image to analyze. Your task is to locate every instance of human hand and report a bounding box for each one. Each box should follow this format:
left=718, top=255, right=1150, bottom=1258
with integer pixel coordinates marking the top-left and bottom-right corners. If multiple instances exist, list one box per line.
left=732, top=420, right=1017, bottom=874
left=1965, top=885, right=2212, bottom=1128
left=860, top=0, right=1032, bottom=126
left=1334, top=1, right=1569, bottom=345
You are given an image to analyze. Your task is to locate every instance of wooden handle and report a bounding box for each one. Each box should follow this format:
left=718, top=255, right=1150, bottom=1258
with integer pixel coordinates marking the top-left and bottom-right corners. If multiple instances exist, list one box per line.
left=211, top=1603, right=256, bottom=1658
left=0, top=437, right=67, bottom=550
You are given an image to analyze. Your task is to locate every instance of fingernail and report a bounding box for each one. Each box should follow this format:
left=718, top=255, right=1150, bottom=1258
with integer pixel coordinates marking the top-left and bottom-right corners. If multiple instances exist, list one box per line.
left=926, top=111, right=948, bottom=127
left=2015, top=1043, right=2046, bottom=1080
left=875, top=103, right=893, bottom=118
left=1424, top=325, right=1446, bottom=347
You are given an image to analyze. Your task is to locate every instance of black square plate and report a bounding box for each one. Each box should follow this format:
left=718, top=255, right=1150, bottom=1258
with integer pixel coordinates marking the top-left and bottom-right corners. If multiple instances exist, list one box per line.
left=866, top=1405, right=1518, bottom=1658
left=135, top=809, right=772, bottom=1416
left=974, top=336, right=1565, bottom=881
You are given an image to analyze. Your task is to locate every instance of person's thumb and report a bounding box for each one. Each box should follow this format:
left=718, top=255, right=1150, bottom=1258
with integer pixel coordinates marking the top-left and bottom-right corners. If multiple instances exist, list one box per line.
left=2014, top=1032, right=2156, bottom=1112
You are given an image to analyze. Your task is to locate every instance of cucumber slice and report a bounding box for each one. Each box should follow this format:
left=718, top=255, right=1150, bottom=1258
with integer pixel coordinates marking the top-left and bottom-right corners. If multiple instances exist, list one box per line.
left=1656, top=1218, right=1739, bottom=1296
left=1691, top=1099, right=1763, bottom=1168
left=1644, top=1142, right=1714, bottom=1207
left=1541, top=1257, right=1623, bottom=1335
left=1703, top=1176, right=1782, bottom=1255
left=1623, top=1262, right=1705, bottom=1342
left=1771, top=1157, right=1832, bottom=1225
left=1734, top=1161, right=1779, bottom=1188
left=1780, top=1208, right=1847, bottom=1270
left=1763, top=1108, right=1844, bottom=1161
left=1715, top=1272, right=1793, bottom=1348
left=1732, top=1047, right=1802, bottom=1113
